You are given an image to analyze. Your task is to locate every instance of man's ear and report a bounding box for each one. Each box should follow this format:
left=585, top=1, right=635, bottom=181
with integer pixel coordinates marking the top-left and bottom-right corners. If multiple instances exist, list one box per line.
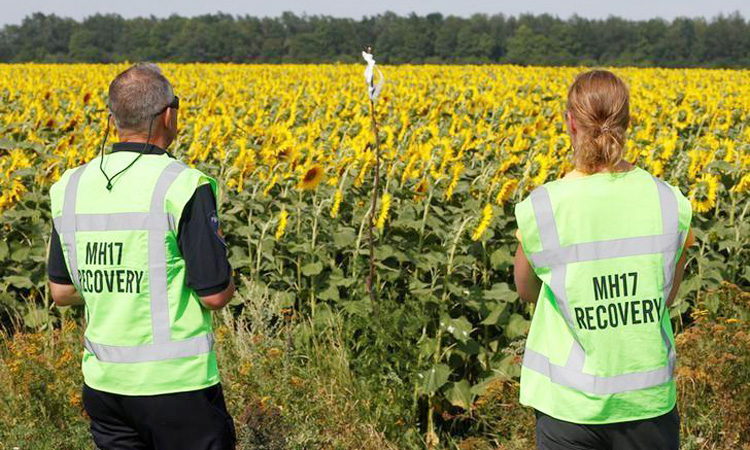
left=163, top=108, right=173, bottom=129
left=109, top=114, right=120, bottom=138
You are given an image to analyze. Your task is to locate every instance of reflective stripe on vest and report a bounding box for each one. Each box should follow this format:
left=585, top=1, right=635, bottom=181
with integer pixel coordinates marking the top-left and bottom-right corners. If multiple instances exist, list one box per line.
left=522, top=176, right=682, bottom=394
left=83, top=334, right=215, bottom=364
left=53, top=161, right=214, bottom=364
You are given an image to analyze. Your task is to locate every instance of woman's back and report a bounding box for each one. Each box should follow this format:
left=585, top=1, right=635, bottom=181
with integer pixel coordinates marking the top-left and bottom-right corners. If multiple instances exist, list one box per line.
left=543, top=168, right=672, bottom=247
left=515, top=166, right=691, bottom=423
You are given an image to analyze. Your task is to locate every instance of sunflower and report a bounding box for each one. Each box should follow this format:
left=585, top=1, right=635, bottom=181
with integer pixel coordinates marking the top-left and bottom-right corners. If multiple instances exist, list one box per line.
left=662, top=135, right=678, bottom=160
left=0, top=179, right=26, bottom=210
left=300, top=165, right=324, bottom=190
left=330, top=189, right=343, bottom=219
left=497, top=154, right=520, bottom=175
left=263, top=173, right=279, bottom=197
left=528, top=154, right=552, bottom=187
left=649, top=159, right=665, bottom=178
left=275, top=209, right=289, bottom=240
left=731, top=173, right=750, bottom=194
left=689, top=174, right=720, bottom=213
left=445, top=162, right=464, bottom=200
left=495, top=179, right=519, bottom=204
left=722, top=139, right=736, bottom=163
left=672, top=106, right=694, bottom=130
left=414, top=178, right=430, bottom=201
left=471, top=203, right=493, bottom=241
left=687, top=149, right=713, bottom=180
left=376, top=193, right=392, bottom=231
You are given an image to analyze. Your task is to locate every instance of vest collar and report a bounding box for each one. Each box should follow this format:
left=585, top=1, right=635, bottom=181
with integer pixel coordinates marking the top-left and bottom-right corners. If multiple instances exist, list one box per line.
left=111, top=142, right=172, bottom=157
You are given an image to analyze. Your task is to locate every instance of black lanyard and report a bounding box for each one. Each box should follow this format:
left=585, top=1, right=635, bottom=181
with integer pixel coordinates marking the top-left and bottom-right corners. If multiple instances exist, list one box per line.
left=98, top=115, right=155, bottom=191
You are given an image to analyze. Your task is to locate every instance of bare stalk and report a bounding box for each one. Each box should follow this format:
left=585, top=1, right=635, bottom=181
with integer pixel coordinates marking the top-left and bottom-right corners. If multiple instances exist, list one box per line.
left=366, top=96, right=381, bottom=319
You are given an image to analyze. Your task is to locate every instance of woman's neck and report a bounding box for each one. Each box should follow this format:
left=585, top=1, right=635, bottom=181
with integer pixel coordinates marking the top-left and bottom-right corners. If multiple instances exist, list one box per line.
left=575, top=160, right=634, bottom=175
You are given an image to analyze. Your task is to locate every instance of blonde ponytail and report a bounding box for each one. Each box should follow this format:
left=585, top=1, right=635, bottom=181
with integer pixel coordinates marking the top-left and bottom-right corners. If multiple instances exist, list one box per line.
left=567, top=70, right=630, bottom=173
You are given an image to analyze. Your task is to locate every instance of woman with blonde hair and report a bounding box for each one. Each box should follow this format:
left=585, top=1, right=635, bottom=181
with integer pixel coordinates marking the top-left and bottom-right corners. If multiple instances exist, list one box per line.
left=513, top=70, right=693, bottom=449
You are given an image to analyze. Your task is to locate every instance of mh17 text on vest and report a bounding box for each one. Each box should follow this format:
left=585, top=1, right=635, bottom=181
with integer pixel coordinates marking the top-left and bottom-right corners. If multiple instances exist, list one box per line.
left=77, top=241, right=145, bottom=294
left=574, top=271, right=664, bottom=331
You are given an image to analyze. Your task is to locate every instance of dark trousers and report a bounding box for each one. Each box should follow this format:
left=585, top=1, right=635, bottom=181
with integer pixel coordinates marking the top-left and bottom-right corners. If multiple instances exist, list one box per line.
left=82, top=383, right=236, bottom=450
left=536, top=408, right=679, bottom=450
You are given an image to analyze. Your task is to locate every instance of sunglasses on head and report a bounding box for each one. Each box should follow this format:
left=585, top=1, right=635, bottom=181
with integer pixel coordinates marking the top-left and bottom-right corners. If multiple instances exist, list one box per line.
left=157, top=95, right=180, bottom=115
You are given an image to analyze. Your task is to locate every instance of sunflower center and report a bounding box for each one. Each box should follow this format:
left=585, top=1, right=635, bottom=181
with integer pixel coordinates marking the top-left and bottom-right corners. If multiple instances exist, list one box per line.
left=304, top=168, right=319, bottom=183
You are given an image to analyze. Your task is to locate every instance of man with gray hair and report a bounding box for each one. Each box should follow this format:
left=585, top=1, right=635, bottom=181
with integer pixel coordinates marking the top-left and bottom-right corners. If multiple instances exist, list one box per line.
left=47, top=63, right=236, bottom=450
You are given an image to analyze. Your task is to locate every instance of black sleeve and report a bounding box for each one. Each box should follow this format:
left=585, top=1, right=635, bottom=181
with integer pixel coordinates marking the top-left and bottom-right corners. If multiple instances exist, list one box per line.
left=48, top=225, right=73, bottom=285
left=177, top=184, right=232, bottom=297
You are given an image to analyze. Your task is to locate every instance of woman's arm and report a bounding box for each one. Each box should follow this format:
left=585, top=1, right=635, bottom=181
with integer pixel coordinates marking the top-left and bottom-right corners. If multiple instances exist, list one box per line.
left=667, top=249, right=689, bottom=307
left=667, top=229, right=694, bottom=306
left=514, top=243, right=542, bottom=303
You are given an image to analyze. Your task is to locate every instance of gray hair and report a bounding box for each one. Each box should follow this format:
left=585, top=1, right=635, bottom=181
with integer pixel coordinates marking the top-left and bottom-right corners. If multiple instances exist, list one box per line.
left=108, top=63, right=174, bottom=132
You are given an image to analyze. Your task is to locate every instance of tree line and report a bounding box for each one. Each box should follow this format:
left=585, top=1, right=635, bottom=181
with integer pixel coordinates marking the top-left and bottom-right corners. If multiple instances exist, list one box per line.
left=1, top=11, right=749, bottom=67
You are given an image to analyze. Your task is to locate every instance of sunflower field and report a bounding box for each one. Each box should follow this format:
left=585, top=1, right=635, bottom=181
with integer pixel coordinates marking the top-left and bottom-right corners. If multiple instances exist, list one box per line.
left=1, top=64, right=749, bottom=447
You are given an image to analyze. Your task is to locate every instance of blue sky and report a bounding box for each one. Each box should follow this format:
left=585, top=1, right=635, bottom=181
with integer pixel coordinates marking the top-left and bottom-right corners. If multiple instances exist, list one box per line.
left=1, top=0, right=748, bottom=25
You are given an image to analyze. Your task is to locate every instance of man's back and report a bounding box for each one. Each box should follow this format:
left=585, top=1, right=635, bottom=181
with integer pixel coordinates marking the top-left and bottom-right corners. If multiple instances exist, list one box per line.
left=50, top=151, right=220, bottom=395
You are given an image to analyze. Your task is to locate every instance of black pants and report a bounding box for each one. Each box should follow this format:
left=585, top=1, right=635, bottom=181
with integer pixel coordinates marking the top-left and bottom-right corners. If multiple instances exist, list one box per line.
left=536, top=408, right=679, bottom=450
left=82, top=383, right=236, bottom=450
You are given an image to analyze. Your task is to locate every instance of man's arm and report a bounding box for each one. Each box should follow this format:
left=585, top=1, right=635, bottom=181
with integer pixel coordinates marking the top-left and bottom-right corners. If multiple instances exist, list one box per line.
left=50, top=281, right=84, bottom=306
left=199, top=279, right=235, bottom=310
left=178, top=184, right=234, bottom=311
left=514, top=243, right=542, bottom=303
left=48, top=225, right=83, bottom=306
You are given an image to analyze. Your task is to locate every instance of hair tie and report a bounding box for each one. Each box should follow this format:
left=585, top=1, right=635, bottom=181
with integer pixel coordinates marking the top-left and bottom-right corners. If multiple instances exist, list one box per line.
left=600, top=124, right=611, bottom=134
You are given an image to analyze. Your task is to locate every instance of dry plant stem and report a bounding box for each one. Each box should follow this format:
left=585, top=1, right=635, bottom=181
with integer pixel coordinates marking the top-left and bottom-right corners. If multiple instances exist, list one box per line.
left=366, top=96, right=381, bottom=319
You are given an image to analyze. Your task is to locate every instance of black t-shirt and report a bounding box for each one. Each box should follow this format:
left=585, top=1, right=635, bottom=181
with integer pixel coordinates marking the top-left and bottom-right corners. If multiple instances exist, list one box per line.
left=47, top=143, right=231, bottom=297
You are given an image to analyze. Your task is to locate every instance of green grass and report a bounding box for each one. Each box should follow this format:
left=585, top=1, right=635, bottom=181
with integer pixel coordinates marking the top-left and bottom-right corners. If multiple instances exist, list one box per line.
left=1, top=283, right=748, bottom=450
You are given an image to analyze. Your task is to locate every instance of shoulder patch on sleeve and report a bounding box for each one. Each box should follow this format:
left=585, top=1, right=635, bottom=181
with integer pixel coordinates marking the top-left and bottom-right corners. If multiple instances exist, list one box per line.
left=208, top=211, right=227, bottom=247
